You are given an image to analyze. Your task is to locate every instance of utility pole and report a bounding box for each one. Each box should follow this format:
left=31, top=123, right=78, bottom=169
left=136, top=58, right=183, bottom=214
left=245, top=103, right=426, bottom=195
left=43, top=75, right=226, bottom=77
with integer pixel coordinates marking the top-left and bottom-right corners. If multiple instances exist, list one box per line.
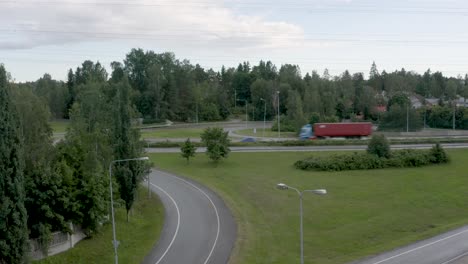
left=234, top=90, right=237, bottom=109
left=453, top=101, right=456, bottom=130
left=196, top=101, right=199, bottom=124
left=260, top=98, right=266, bottom=138
left=277, top=91, right=280, bottom=138
left=406, top=103, right=409, bottom=133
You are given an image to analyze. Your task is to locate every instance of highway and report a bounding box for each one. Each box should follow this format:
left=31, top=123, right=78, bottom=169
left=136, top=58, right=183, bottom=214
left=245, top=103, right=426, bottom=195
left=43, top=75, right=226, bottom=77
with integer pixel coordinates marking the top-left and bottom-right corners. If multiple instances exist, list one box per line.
left=352, top=225, right=468, bottom=264
left=142, top=169, right=236, bottom=264
left=146, top=143, right=468, bottom=153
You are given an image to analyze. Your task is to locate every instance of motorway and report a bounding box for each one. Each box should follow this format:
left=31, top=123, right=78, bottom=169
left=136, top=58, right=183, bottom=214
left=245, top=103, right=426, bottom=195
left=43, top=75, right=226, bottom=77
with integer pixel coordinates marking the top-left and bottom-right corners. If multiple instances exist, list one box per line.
left=146, top=143, right=468, bottom=153
left=142, top=169, right=236, bottom=264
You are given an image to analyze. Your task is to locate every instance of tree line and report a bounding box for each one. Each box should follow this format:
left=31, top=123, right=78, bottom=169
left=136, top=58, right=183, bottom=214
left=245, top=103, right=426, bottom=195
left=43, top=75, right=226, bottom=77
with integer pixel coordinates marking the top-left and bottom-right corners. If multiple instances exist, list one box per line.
left=19, top=50, right=468, bottom=132
left=0, top=64, right=147, bottom=263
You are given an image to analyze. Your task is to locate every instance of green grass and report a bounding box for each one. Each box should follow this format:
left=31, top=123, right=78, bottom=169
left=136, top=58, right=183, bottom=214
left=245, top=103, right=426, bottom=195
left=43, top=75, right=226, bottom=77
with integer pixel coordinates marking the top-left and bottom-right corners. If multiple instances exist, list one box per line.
left=141, top=128, right=205, bottom=139
left=235, top=128, right=297, bottom=138
left=36, top=187, right=164, bottom=264
left=149, top=150, right=468, bottom=264
left=49, top=120, right=70, bottom=133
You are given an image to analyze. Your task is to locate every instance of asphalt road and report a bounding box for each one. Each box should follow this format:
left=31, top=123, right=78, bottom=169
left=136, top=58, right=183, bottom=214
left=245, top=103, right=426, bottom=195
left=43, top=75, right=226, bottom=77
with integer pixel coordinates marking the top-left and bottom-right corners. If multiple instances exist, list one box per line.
left=146, top=143, right=468, bottom=153
left=352, top=225, right=468, bottom=264
left=142, top=169, right=236, bottom=264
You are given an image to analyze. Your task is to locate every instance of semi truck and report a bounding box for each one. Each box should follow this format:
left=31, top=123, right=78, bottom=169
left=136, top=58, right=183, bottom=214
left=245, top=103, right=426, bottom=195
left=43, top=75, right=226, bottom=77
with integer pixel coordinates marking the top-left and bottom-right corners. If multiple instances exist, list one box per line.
left=299, top=122, right=373, bottom=139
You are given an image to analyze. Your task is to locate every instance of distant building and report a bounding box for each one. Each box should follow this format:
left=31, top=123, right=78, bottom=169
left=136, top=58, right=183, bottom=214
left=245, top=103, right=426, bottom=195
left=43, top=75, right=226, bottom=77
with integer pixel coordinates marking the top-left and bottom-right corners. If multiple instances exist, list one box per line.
left=409, top=95, right=423, bottom=109
left=375, top=105, right=387, bottom=113
left=424, top=98, right=440, bottom=107
left=456, top=97, right=468, bottom=107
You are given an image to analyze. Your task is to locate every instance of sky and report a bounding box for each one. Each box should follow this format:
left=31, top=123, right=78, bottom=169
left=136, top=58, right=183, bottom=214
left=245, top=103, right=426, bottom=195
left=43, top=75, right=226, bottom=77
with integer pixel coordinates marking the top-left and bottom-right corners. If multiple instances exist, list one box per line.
left=0, top=0, right=468, bottom=82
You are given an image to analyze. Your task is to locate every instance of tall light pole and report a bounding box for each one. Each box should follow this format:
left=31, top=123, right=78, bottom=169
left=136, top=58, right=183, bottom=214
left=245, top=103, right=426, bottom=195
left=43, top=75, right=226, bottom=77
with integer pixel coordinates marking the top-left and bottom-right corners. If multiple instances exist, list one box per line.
left=260, top=98, right=267, bottom=138
left=196, top=101, right=199, bottom=124
left=109, top=156, right=149, bottom=264
left=406, top=102, right=409, bottom=133
left=276, top=183, right=327, bottom=264
left=234, top=90, right=237, bottom=109
left=277, top=91, right=280, bottom=138
left=237, top=99, right=247, bottom=128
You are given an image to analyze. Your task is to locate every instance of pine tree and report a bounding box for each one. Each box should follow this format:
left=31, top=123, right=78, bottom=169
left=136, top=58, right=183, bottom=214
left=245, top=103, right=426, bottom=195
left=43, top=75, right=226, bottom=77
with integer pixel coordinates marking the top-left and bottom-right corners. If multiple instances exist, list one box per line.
left=0, top=65, right=28, bottom=263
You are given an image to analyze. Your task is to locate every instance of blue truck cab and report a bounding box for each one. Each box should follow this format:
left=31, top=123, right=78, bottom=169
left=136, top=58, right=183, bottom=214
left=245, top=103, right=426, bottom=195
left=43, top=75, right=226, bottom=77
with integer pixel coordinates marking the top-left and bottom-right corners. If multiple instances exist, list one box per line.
left=299, top=124, right=313, bottom=139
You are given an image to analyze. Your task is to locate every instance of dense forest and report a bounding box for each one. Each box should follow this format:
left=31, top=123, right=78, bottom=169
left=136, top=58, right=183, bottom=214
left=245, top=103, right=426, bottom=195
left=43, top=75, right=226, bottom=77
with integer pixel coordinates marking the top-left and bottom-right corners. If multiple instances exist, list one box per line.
left=14, top=48, right=468, bottom=132
left=0, top=63, right=147, bottom=263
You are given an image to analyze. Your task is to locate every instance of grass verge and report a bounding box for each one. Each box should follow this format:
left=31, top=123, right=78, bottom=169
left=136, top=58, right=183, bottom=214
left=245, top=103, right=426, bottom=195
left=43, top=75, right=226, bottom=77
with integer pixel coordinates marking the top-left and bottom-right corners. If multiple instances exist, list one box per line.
left=141, top=128, right=204, bottom=139
left=149, top=150, right=468, bottom=264
left=36, top=187, right=164, bottom=264
left=234, top=128, right=297, bottom=138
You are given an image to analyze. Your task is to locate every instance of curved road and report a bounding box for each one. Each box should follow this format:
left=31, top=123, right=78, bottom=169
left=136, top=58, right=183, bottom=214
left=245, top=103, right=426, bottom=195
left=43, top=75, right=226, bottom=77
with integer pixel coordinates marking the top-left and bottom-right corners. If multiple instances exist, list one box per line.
left=142, top=169, right=236, bottom=264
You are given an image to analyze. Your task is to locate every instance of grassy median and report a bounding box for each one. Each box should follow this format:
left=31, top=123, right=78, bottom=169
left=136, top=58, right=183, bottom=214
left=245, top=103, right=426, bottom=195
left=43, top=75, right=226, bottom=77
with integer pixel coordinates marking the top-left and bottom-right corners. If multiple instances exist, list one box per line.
left=141, top=128, right=204, bottom=139
left=234, top=128, right=297, bottom=138
left=150, top=150, right=468, bottom=264
left=36, top=187, right=164, bottom=264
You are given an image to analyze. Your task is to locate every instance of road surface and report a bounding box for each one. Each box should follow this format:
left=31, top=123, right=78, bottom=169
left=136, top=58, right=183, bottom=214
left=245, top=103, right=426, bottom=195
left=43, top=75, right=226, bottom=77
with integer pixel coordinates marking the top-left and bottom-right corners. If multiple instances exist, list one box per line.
left=352, top=225, right=468, bottom=264
left=146, top=143, right=468, bottom=153
left=142, top=169, right=236, bottom=264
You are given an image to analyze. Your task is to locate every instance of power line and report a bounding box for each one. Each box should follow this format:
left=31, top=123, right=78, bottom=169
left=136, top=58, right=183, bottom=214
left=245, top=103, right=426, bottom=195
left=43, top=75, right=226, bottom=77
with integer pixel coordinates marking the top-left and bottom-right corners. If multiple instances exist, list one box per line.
left=1, top=0, right=468, bottom=15
left=2, top=28, right=468, bottom=47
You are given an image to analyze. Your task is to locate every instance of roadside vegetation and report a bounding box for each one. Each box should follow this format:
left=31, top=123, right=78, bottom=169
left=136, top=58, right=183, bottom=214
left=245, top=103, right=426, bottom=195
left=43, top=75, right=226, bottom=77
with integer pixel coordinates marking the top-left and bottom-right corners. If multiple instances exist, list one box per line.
left=295, top=135, right=449, bottom=171
left=0, top=64, right=150, bottom=262
left=141, top=128, right=205, bottom=139
left=150, top=150, right=468, bottom=264
left=36, top=187, right=164, bottom=264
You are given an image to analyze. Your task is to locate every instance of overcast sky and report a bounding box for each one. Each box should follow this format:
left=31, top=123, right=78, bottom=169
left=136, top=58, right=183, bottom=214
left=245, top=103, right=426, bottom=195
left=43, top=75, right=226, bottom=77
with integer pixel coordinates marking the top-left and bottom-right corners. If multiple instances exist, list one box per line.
left=1, top=0, right=467, bottom=82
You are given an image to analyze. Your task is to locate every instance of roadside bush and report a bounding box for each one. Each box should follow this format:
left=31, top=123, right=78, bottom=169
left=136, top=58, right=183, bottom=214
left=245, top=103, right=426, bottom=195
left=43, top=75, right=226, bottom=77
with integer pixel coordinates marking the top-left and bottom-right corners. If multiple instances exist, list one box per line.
left=367, top=134, right=390, bottom=158
left=429, top=143, right=449, bottom=163
left=295, top=145, right=449, bottom=171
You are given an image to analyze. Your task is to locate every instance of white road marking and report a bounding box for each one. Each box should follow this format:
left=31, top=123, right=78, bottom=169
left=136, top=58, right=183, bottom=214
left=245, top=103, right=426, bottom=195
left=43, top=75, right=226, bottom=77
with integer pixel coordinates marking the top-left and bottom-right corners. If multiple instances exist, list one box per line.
left=371, top=229, right=468, bottom=264
left=440, top=251, right=468, bottom=264
left=159, top=171, right=221, bottom=264
left=150, top=181, right=181, bottom=264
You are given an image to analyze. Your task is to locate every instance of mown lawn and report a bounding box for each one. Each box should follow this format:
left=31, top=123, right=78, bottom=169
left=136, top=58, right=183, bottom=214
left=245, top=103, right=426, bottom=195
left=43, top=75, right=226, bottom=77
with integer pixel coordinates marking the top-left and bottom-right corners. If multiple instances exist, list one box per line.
left=235, top=128, right=297, bottom=138
left=36, top=187, right=164, bottom=264
left=141, top=128, right=204, bottom=139
left=149, top=150, right=468, bottom=264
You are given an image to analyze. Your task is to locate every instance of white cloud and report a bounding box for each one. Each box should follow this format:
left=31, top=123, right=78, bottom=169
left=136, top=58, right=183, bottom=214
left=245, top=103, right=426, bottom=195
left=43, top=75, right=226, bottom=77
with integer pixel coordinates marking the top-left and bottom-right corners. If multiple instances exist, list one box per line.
left=0, top=0, right=306, bottom=51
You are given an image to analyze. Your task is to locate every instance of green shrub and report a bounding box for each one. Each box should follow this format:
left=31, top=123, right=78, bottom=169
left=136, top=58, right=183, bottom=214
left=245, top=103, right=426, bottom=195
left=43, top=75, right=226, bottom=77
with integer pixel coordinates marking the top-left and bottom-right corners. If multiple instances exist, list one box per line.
left=367, top=134, right=390, bottom=158
left=295, top=145, right=449, bottom=171
left=429, top=143, right=449, bottom=163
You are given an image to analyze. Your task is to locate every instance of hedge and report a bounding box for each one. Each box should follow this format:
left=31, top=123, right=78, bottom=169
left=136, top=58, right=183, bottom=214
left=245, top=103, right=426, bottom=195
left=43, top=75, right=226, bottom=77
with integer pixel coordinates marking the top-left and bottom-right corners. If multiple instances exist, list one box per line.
left=294, top=144, right=449, bottom=171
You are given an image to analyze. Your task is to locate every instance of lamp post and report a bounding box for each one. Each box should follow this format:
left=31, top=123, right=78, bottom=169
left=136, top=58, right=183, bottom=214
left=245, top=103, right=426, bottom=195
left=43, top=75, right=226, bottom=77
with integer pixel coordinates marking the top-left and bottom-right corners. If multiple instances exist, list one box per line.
left=260, top=98, right=267, bottom=138
left=237, top=99, right=248, bottom=128
left=109, top=156, right=149, bottom=264
left=276, top=183, right=327, bottom=264
left=276, top=91, right=280, bottom=138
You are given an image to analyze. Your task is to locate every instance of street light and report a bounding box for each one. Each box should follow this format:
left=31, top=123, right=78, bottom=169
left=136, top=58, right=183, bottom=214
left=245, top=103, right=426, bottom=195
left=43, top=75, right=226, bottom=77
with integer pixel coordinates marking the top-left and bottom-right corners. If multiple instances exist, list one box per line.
left=260, top=98, right=267, bottom=138
left=276, top=183, right=327, bottom=264
left=237, top=99, right=248, bottom=128
left=109, top=156, right=149, bottom=264
left=276, top=91, right=280, bottom=138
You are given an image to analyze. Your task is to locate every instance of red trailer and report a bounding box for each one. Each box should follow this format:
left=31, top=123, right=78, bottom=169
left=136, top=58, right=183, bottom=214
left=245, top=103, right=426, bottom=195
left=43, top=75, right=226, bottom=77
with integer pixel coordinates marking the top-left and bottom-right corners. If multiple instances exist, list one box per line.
left=313, top=122, right=372, bottom=138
